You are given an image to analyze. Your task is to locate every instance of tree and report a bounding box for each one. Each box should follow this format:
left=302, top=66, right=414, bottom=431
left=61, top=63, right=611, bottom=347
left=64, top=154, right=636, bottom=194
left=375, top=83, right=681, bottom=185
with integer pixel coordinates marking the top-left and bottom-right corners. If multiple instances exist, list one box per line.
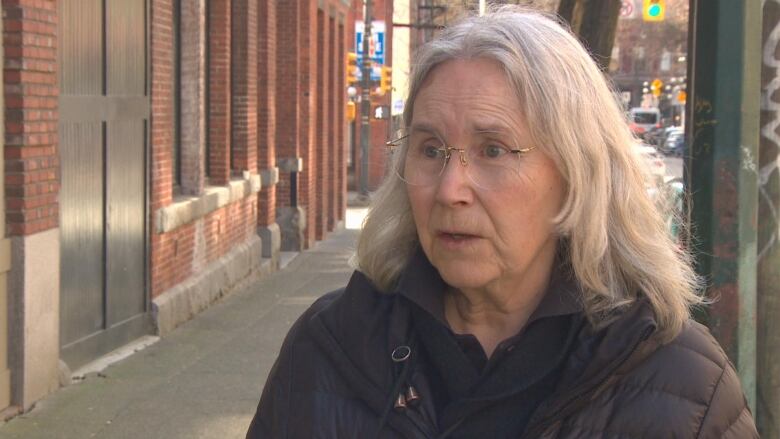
left=558, top=0, right=622, bottom=71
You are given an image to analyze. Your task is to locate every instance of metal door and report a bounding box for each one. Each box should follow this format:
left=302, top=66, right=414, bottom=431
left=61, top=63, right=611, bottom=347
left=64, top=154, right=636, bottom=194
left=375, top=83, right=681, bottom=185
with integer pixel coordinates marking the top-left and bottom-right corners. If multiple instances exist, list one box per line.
left=59, top=0, right=150, bottom=370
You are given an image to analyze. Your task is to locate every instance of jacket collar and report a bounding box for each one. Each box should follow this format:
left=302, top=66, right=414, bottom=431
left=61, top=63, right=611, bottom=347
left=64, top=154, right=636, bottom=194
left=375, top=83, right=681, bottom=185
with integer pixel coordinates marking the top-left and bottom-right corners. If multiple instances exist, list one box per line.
left=394, top=247, right=584, bottom=327
left=306, top=267, right=660, bottom=436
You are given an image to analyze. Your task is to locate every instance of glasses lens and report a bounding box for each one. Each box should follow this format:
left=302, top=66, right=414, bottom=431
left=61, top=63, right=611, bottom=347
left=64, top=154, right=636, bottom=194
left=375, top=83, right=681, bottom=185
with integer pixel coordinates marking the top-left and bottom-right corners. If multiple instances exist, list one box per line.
left=390, top=129, right=528, bottom=189
left=465, top=143, right=524, bottom=190
left=395, top=130, right=446, bottom=186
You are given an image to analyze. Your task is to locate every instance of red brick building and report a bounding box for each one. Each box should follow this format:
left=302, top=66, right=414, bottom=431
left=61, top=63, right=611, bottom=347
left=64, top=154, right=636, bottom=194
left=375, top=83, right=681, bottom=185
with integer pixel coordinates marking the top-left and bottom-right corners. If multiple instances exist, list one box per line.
left=0, top=0, right=357, bottom=414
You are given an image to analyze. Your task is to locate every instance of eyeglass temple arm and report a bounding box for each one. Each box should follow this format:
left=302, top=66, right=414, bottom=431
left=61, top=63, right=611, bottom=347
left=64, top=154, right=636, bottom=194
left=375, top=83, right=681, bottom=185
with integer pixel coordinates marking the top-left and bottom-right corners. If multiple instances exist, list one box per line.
left=386, top=134, right=410, bottom=147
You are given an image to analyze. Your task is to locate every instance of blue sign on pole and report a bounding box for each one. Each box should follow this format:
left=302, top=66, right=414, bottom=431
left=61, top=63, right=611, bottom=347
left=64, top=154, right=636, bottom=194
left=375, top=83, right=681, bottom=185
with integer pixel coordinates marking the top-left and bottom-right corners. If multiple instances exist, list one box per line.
left=355, top=21, right=386, bottom=64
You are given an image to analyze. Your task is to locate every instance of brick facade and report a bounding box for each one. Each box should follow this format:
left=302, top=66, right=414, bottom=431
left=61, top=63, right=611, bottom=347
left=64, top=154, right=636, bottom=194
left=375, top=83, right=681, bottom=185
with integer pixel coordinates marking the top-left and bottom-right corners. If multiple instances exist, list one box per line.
left=3, top=0, right=59, bottom=237
left=151, top=0, right=352, bottom=295
left=231, top=0, right=258, bottom=175
left=257, top=0, right=277, bottom=227
left=208, top=0, right=232, bottom=186
left=299, top=0, right=318, bottom=248
left=275, top=0, right=300, bottom=210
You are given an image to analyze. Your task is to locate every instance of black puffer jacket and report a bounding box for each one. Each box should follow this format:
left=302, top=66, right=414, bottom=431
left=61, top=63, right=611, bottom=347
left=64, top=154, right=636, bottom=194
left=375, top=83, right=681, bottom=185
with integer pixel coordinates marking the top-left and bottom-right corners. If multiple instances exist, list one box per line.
left=246, top=271, right=758, bottom=438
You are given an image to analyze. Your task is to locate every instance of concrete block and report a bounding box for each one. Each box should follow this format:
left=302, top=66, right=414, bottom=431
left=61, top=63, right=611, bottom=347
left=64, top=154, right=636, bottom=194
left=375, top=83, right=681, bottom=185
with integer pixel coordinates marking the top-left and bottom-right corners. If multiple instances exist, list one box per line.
left=277, top=206, right=306, bottom=251
left=260, top=167, right=279, bottom=187
left=156, top=175, right=263, bottom=233
left=152, top=235, right=264, bottom=336
left=277, top=157, right=303, bottom=173
left=8, top=228, right=61, bottom=410
left=257, top=222, right=281, bottom=259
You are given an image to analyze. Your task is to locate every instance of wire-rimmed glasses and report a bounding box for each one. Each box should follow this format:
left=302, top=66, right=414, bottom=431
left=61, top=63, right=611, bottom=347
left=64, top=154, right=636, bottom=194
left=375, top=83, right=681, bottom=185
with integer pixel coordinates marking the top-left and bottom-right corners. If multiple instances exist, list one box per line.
left=386, top=127, right=536, bottom=190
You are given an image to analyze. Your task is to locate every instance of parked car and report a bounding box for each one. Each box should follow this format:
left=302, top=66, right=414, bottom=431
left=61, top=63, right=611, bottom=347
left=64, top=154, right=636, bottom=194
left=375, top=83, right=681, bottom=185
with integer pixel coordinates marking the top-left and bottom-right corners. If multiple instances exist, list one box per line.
left=629, top=107, right=662, bottom=139
left=659, top=128, right=686, bottom=156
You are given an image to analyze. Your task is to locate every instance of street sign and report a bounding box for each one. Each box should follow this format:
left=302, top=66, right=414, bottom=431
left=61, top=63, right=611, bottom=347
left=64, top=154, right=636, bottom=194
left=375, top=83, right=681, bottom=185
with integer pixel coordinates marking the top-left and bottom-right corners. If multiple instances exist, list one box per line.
left=620, top=0, right=635, bottom=18
left=621, top=91, right=632, bottom=106
left=392, top=99, right=405, bottom=115
left=355, top=21, right=386, bottom=64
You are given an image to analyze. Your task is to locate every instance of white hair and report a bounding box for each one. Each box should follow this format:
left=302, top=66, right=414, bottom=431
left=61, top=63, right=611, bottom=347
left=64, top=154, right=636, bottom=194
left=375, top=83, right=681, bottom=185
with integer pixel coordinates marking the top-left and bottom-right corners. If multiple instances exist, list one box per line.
left=355, top=5, right=702, bottom=342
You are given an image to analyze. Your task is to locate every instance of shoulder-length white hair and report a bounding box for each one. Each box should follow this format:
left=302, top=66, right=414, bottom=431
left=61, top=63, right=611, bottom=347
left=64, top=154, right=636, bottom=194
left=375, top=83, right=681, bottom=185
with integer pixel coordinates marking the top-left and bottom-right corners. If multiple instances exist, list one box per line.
left=355, top=5, right=701, bottom=342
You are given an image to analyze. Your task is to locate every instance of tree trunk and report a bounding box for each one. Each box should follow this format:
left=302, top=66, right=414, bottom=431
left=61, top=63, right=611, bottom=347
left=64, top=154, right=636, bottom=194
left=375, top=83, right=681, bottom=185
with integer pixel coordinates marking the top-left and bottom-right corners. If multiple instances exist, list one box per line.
left=557, top=0, right=622, bottom=72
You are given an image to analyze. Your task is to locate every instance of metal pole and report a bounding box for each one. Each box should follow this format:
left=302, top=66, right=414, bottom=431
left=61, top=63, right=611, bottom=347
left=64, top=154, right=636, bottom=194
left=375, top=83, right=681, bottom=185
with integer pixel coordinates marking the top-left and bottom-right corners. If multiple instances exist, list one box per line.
left=757, top=2, right=780, bottom=435
left=688, top=0, right=761, bottom=409
left=359, top=0, right=373, bottom=195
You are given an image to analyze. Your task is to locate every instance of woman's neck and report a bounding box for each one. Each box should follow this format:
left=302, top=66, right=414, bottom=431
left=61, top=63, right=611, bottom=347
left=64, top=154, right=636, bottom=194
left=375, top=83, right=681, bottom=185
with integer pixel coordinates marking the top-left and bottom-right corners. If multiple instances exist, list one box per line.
left=443, top=266, right=553, bottom=358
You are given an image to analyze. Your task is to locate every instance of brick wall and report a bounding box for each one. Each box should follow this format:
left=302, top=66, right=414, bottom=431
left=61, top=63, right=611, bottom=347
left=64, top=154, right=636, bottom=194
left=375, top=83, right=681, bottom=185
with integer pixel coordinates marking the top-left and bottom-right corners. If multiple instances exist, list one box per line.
left=231, top=0, right=258, bottom=174
left=179, top=0, right=207, bottom=195
left=151, top=0, right=175, bottom=212
left=257, top=0, right=277, bottom=227
left=315, top=9, right=328, bottom=240
left=275, top=0, right=300, bottom=209
left=152, top=197, right=256, bottom=295
left=151, top=0, right=176, bottom=296
left=3, top=0, right=59, bottom=236
left=299, top=0, right=318, bottom=248
left=151, top=0, right=259, bottom=298
left=337, top=22, right=346, bottom=221
left=328, top=15, right=338, bottom=229
left=151, top=0, right=354, bottom=296
left=208, top=0, right=231, bottom=186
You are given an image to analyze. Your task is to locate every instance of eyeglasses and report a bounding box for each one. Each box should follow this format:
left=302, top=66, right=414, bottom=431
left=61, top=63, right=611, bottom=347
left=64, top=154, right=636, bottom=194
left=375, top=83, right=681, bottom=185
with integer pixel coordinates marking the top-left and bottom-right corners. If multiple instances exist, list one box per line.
left=386, top=127, right=536, bottom=190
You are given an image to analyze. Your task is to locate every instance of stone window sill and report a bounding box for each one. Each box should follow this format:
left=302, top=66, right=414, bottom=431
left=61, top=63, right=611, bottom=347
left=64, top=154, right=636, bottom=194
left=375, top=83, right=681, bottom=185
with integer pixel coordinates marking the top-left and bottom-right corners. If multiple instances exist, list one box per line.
left=155, top=174, right=261, bottom=233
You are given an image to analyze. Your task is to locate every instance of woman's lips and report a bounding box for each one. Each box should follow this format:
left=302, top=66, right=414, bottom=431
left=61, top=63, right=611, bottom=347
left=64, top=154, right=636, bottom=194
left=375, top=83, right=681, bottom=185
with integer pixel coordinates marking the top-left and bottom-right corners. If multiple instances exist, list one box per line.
left=436, top=231, right=480, bottom=248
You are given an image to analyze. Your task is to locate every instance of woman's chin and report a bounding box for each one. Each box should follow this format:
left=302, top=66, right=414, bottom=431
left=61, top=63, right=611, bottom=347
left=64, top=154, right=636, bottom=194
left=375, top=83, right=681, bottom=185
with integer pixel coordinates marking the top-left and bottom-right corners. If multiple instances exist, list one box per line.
left=434, top=262, right=496, bottom=292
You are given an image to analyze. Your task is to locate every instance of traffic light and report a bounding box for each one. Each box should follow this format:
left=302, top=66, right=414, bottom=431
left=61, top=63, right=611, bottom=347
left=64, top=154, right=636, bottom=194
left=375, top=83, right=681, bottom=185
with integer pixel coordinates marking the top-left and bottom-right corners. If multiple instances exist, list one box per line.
left=650, top=78, right=663, bottom=97
left=347, top=52, right=359, bottom=86
left=380, top=65, right=392, bottom=95
left=642, top=0, right=665, bottom=22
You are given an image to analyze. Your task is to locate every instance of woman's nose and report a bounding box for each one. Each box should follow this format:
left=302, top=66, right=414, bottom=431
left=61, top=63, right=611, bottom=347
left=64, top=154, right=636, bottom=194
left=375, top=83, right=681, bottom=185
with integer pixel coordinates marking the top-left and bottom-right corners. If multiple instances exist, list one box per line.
left=434, top=151, right=474, bottom=205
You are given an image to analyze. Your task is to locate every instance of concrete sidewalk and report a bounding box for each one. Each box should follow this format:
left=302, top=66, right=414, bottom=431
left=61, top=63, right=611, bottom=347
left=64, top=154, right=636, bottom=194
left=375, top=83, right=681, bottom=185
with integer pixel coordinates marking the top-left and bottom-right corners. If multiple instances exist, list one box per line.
left=0, top=227, right=360, bottom=439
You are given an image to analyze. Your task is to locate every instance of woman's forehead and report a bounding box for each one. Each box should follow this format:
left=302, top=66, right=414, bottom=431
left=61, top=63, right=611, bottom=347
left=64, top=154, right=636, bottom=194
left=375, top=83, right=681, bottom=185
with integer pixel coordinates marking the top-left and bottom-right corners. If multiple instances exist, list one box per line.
left=411, top=59, right=526, bottom=132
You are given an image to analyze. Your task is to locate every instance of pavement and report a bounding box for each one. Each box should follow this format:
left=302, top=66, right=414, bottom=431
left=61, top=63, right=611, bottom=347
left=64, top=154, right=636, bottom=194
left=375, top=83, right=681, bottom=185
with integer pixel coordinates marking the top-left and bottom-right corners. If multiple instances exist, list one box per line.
left=0, top=214, right=364, bottom=439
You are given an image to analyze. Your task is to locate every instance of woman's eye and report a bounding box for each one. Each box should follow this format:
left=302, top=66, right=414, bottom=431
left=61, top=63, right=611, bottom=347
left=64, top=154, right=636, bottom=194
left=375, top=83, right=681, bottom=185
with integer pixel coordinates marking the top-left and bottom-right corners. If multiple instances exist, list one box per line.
left=484, top=144, right=508, bottom=158
left=422, top=144, right=441, bottom=158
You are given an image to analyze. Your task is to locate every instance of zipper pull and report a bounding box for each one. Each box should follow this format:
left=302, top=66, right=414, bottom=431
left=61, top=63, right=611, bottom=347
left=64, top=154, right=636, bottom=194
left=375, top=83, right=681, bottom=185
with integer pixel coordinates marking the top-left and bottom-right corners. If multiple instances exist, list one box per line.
left=394, top=393, right=408, bottom=410
left=405, top=385, right=420, bottom=406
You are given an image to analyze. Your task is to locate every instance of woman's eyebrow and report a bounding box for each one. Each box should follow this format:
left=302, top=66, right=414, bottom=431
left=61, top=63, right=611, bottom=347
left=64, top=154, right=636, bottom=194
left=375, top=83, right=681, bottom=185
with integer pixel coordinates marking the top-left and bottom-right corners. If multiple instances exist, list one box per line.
left=472, top=123, right=512, bottom=134
left=408, top=123, right=438, bottom=133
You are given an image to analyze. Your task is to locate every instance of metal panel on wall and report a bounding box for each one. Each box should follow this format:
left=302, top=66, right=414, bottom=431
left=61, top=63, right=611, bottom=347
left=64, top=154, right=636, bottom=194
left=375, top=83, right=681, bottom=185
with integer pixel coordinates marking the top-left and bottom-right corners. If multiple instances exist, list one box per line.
left=59, top=123, right=105, bottom=348
left=60, top=0, right=102, bottom=95
left=59, top=0, right=150, bottom=369
left=107, top=0, right=146, bottom=96
left=106, top=120, right=146, bottom=324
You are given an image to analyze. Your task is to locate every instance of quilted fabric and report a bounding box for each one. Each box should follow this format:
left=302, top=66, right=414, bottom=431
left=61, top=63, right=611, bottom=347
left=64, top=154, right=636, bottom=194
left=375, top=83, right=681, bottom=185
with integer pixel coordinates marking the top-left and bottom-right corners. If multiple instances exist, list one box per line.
left=246, top=271, right=758, bottom=439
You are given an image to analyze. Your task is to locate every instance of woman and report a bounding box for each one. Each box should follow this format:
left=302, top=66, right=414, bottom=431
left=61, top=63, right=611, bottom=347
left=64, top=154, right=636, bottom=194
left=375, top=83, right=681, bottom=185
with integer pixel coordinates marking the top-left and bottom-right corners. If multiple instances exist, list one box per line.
left=247, top=6, right=758, bottom=438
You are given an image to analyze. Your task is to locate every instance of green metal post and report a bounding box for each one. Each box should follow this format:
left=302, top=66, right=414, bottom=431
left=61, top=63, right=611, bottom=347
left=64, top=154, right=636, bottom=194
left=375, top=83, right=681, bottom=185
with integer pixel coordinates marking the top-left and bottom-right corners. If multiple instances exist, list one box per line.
left=757, top=1, right=780, bottom=435
left=687, top=0, right=761, bottom=409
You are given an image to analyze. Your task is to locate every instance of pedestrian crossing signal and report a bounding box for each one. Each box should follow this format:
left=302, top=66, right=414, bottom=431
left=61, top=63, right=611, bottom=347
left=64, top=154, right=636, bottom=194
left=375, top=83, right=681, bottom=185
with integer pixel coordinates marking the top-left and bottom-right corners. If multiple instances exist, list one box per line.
left=642, top=0, right=665, bottom=22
